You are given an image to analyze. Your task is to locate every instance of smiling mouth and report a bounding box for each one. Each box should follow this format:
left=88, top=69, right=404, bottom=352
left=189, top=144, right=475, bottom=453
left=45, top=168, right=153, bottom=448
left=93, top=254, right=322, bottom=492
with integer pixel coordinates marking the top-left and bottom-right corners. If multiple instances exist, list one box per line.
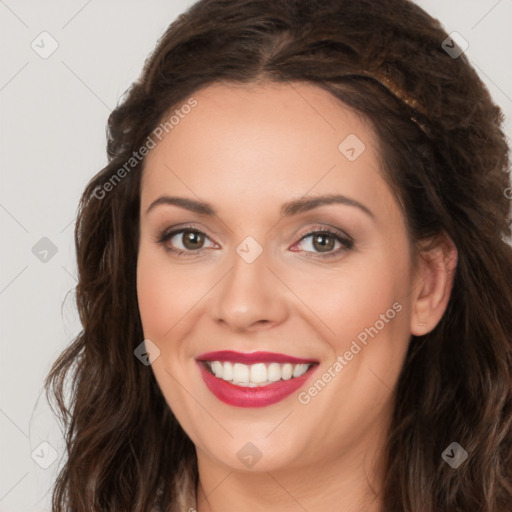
left=201, top=360, right=316, bottom=387
left=195, top=351, right=319, bottom=407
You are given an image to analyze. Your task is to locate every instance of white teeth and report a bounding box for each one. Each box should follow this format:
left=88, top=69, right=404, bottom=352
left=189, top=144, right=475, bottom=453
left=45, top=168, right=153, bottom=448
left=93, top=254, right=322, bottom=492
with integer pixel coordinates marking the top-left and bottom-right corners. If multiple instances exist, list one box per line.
left=205, top=360, right=313, bottom=387
left=233, top=363, right=249, bottom=383
left=223, top=361, right=233, bottom=381
left=293, top=363, right=309, bottom=378
left=211, top=361, right=223, bottom=378
left=281, top=363, right=293, bottom=380
left=250, top=363, right=267, bottom=383
left=267, top=362, right=281, bottom=382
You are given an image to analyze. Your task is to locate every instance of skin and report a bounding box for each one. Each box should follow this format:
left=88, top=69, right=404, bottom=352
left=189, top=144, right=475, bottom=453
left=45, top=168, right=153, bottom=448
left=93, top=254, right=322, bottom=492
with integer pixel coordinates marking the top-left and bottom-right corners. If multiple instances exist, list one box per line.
left=137, top=82, right=457, bottom=512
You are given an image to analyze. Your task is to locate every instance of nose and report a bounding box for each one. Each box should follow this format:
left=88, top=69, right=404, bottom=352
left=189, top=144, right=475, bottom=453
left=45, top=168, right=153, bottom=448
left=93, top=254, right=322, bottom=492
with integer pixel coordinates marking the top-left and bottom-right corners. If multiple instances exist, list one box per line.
left=210, top=247, right=289, bottom=333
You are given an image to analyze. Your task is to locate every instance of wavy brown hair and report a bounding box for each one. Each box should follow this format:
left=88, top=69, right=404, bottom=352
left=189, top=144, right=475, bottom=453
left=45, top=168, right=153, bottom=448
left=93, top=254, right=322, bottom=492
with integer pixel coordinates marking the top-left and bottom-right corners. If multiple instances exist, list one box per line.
left=45, top=0, right=512, bottom=510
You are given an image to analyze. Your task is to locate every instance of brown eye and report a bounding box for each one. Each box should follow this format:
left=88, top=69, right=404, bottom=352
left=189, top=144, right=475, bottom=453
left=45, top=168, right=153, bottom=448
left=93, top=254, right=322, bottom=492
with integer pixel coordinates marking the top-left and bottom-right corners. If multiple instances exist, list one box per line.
left=311, top=233, right=335, bottom=252
left=157, top=227, right=217, bottom=256
left=181, top=230, right=205, bottom=250
left=293, top=228, right=354, bottom=258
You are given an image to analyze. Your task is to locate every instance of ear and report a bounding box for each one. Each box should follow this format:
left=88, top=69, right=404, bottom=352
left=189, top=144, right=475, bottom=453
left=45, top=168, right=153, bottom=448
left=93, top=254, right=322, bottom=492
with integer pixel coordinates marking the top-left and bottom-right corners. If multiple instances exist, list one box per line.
left=410, top=232, right=458, bottom=336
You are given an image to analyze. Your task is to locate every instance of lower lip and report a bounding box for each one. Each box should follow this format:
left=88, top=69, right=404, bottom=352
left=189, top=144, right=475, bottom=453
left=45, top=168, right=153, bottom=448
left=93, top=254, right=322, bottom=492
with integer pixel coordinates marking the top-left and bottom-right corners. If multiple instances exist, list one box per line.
left=196, top=361, right=317, bottom=408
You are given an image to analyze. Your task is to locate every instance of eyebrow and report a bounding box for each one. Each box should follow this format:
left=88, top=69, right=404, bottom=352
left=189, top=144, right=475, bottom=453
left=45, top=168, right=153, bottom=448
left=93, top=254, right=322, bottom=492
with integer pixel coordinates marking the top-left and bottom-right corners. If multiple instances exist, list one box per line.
left=145, top=193, right=375, bottom=219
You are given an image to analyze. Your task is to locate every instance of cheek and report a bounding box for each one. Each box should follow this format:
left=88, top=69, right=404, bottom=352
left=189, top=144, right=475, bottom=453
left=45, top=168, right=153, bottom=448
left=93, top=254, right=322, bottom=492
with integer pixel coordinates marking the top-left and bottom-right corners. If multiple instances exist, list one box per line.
left=330, top=252, right=413, bottom=406
left=136, top=242, right=229, bottom=361
left=136, top=244, right=196, bottom=340
left=288, top=254, right=412, bottom=447
left=277, top=248, right=411, bottom=349
left=137, top=254, right=170, bottom=339
left=286, top=246, right=413, bottom=408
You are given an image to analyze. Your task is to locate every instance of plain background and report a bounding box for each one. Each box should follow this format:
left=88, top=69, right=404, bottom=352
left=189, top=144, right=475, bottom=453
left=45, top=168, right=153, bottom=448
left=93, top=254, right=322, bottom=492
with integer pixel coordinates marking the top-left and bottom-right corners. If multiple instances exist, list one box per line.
left=1, top=1, right=511, bottom=510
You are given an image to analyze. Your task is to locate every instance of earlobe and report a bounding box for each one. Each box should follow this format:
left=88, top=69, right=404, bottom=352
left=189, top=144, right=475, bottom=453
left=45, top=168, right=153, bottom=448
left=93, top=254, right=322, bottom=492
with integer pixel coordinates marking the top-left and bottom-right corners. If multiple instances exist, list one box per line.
left=410, top=233, right=458, bottom=336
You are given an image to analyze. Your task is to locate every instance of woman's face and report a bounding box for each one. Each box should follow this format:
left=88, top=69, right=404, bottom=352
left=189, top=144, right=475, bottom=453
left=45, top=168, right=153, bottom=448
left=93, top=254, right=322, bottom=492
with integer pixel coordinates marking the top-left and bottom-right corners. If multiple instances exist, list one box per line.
left=137, top=82, right=423, bottom=476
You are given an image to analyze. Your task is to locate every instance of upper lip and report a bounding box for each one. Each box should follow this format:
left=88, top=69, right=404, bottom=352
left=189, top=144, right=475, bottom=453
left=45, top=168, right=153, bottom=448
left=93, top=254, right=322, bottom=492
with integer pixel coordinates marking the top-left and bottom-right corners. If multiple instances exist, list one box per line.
left=196, top=350, right=318, bottom=365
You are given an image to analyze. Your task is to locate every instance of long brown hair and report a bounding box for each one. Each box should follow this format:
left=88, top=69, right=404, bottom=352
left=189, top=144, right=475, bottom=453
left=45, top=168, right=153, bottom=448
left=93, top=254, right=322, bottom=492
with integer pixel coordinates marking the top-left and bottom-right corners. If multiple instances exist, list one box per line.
left=45, top=0, right=512, bottom=510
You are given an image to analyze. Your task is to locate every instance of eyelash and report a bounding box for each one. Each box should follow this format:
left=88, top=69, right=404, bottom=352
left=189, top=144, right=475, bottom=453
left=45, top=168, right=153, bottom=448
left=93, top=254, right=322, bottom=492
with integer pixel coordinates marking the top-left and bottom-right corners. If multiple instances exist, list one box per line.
left=156, top=225, right=354, bottom=259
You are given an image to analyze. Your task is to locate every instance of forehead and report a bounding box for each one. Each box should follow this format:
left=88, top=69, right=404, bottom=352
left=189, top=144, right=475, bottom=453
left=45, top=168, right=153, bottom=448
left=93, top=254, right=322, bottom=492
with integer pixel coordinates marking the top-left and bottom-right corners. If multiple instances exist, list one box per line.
left=140, top=81, right=395, bottom=222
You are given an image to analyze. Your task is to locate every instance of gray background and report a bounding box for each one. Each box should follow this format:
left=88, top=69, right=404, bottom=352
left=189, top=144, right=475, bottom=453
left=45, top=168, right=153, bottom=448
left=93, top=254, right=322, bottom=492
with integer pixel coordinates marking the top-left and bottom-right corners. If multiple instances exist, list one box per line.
left=1, top=1, right=511, bottom=510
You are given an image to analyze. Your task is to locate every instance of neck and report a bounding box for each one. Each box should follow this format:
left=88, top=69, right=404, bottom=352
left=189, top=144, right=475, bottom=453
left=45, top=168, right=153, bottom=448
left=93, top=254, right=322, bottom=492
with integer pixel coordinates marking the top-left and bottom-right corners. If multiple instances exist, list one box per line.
left=194, top=428, right=387, bottom=512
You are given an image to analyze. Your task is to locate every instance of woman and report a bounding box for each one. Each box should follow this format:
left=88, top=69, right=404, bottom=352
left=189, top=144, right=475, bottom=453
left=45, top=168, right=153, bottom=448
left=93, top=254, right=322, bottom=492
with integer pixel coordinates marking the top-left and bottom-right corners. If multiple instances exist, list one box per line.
left=45, top=0, right=512, bottom=510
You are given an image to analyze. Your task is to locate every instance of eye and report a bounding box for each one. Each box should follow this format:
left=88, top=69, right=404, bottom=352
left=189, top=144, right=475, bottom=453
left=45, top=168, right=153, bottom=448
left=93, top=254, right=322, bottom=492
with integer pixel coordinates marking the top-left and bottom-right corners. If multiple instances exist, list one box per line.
left=155, top=225, right=353, bottom=259
left=291, top=227, right=353, bottom=258
left=157, top=227, right=217, bottom=256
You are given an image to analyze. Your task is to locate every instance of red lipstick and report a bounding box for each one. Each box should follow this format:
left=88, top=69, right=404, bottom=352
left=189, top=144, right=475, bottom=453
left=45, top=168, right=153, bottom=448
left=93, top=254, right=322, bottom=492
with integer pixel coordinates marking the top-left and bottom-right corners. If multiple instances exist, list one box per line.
left=195, top=351, right=318, bottom=408
left=196, top=350, right=317, bottom=364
